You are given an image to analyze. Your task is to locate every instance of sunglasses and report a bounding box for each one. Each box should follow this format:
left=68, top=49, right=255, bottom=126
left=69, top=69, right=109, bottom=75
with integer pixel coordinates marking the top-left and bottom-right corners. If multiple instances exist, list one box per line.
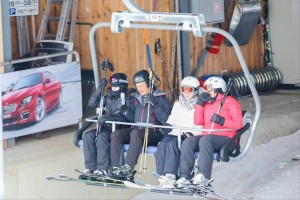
left=203, top=84, right=212, bottom=92
left=181, top=86, right=195, bottom=93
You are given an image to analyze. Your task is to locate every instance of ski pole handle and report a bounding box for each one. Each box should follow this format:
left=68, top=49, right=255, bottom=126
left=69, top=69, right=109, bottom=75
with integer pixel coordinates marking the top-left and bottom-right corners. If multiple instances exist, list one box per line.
left=208, top=79, right=233, bottom=134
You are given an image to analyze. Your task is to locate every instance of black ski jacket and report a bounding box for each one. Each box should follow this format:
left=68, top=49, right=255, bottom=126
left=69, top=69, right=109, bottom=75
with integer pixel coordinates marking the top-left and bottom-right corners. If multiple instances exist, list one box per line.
left=123, top=89, right=172, bottom=132
left=88, top=86, right=134, bottom=125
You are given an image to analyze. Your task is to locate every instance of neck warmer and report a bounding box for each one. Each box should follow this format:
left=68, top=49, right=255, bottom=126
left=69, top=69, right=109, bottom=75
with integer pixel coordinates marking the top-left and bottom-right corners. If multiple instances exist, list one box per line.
left=179, top=94, right=197, bottom=111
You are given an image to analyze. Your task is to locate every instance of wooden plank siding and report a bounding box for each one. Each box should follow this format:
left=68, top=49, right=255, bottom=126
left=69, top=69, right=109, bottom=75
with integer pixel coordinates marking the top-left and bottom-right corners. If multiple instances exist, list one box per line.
left=9, top=0, right=264, bottom=91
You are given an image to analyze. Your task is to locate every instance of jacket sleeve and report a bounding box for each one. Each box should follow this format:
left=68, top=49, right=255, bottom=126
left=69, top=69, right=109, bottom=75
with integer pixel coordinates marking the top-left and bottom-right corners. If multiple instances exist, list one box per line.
left=88, top=86, right=103, bottom=108
left=120, top=95, right=135, bottom=122
left=166, top=102, right=179, bottom=125
left=222, top=98, right=243, bottom=129
left=194, top=104, right=205, bottom=125
left=153, top=96, right=172, bottom=123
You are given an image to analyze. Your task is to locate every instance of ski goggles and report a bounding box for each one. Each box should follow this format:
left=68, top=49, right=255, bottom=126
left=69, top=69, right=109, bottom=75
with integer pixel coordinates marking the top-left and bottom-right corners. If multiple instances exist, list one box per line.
left=181, top=86, right=195, bottom=93
left=110, top=78, right=128, bottom=84
left=203, top=84, right=212, bottom=92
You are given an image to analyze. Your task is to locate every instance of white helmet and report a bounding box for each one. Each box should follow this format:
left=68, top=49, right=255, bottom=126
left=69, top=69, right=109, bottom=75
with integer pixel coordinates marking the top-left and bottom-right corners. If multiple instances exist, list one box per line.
left=181, top=76, right=200, bottom=88
left=204, top=77, right=226, bottom=93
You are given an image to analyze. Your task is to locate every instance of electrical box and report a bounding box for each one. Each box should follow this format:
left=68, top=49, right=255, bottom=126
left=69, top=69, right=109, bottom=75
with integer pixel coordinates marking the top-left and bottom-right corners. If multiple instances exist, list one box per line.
left=190, top=0, right=224, bottom=23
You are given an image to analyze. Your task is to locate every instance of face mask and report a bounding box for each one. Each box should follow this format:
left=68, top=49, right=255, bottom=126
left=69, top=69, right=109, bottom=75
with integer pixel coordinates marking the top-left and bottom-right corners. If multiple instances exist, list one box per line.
left=111, top=90, right=121, bottom=97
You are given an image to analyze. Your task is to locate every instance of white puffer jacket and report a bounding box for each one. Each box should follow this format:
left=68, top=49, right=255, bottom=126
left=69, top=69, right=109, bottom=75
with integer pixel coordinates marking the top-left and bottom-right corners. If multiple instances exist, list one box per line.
left=166, top=101, right=203, bottom=136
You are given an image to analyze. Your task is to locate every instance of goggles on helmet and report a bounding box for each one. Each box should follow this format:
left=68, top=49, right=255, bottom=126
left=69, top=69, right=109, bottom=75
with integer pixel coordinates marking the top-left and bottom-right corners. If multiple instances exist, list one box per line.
left=181, top=86, right=195, bottom=93
left=203, top=84, right=212, bottom=92
left=110, top=77, right=128, bottom=84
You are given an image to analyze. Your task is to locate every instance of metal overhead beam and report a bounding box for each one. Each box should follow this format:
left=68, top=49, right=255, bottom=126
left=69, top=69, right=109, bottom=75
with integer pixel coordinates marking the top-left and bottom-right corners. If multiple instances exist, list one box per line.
left=111, top=12, right=206, bottom=37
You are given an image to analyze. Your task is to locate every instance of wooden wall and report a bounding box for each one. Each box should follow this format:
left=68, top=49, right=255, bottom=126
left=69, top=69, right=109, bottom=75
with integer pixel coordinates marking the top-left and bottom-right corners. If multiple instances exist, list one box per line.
left=9, top=0, right=264, bottom=92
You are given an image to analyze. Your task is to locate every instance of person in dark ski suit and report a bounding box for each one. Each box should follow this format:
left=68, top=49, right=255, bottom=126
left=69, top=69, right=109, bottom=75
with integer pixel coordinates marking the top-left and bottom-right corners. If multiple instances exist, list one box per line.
left=82, top=73, right=132, bottom=176
left=110, top=70, right=172, bottom=179
left=176, top=76, right=243, bottom=186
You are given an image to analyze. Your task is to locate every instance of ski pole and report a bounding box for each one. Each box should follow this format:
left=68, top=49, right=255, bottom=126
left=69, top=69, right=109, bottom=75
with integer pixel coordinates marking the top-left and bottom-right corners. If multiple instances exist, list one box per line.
left=208, top=79, right=233, bottom=134
left=138, top=27, right=156, bottom=176
left=96, top=59, right=114, bottom=134
left=139, top=70, right=155, bottom=177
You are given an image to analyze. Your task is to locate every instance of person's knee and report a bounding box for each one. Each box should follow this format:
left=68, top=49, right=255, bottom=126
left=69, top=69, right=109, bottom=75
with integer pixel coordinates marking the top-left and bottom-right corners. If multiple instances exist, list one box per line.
left=130, top=129, right=143, bottom=140
left=110, top=130, right=119, bottom=141
left=83, top=130, right=96, bottom=142
left=199, top=135, right=213, bottom=149
left=182, top=137, right=194, bottom=147
left=97, top=132, right=110, bottom=144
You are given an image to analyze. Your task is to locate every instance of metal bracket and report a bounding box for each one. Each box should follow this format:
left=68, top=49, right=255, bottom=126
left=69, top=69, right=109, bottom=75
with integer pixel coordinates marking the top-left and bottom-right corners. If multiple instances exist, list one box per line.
left=111, top=11, right=207, bottom=37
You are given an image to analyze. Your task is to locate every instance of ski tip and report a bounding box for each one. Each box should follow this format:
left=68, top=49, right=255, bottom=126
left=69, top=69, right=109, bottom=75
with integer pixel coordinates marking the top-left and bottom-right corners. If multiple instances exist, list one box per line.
left=208, top=179, right=214, bottom=184
left=58, top=174, right=67, bottom=178
left=46, top=175, right=54, bottom=181
left=123, top=181, right=135, bottom=187
left=151, top=171, right=160, bottom=178
left=134, top=179, right=144, bottom=185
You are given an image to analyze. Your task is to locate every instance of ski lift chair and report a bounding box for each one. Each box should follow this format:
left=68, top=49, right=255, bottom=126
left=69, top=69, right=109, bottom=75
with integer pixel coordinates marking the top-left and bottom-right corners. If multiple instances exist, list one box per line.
left=83, top=0, right=261, bottom=164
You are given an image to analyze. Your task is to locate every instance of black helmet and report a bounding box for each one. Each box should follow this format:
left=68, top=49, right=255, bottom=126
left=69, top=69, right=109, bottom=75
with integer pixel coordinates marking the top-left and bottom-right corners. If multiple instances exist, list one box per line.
left=133, top=70, right=150, bottom=87
left=109, top=73, right=128, bottom=92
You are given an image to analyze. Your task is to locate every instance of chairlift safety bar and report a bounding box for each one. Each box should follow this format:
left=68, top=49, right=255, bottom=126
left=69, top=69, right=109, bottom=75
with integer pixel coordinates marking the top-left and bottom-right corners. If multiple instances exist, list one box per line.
left=85, top=118, right=238, bottom=149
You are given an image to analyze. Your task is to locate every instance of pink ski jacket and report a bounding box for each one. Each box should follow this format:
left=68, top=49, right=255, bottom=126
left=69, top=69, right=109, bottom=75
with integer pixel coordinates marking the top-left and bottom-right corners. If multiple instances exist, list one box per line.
left=194, top=94, right=243, bottom=138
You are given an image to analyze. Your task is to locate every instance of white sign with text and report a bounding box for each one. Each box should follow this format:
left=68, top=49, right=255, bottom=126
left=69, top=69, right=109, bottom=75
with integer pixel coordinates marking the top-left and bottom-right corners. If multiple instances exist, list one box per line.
left=9, top=0, right=39, bottom=16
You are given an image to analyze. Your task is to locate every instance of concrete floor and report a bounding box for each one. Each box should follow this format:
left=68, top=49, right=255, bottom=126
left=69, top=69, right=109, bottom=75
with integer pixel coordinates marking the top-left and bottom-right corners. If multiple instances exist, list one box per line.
left=3, top=89, right=300, bottom=199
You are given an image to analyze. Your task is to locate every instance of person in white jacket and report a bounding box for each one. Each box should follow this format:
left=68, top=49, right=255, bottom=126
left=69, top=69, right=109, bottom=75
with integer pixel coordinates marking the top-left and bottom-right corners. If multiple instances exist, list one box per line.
left=154, top=76, right=203, bottom=187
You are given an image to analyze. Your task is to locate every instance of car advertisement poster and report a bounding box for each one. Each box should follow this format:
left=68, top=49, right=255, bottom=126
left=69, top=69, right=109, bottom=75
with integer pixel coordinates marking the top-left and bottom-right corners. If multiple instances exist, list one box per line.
left=1, top=62, right=82, bottom=139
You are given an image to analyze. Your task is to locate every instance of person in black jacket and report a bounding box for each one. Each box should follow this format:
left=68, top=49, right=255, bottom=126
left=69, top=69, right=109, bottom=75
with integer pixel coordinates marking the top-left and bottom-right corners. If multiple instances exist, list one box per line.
left=110, top=70, right=172, bottom=180
left=82, top=73, right=132, bottom=177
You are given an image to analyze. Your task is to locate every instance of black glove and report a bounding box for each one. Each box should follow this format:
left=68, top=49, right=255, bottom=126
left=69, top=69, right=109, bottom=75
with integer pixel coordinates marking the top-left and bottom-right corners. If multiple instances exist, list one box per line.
left=197, top=92, right=211, bottom=106
left=99, top=78, right=108, bottom=88
left=142, top=94, right=157, bottom=106
left=211, top=113, right=225, bottom=126
left=97, top=116, right=107, bottom=126
left=159, top=123, right=173, bottom=135
left=181, top=132, right=193, bottom=140
left=120, top=105, right=129, bottom=115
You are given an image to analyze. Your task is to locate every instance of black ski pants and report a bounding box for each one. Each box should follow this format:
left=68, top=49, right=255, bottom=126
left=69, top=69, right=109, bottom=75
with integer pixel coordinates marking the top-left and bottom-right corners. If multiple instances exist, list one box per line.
left=179, top=134, right=233, bottom=180
left=110, top=128, right=162, bottom=167
left=154, top=135, right=180, bottom=176
left=83, top=127, right=111, bottom=170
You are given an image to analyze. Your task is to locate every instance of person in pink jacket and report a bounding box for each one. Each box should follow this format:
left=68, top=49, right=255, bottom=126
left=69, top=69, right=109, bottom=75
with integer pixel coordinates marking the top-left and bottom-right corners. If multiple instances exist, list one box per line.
left=177, top=76, right=243, bottom=186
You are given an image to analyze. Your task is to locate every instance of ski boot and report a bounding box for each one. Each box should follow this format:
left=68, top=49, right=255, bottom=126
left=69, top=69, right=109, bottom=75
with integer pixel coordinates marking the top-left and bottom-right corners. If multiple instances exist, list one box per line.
left=192, top=173, right=210, bottom=186
left=158, top=173, right=176, bottom=188
left=79, top=169, right=95, bottom=180
left=90, top=169, right=111, bottom=182
left=176, top=177, right=191, bottom=188
left=110, top=164, right=136, bottom=182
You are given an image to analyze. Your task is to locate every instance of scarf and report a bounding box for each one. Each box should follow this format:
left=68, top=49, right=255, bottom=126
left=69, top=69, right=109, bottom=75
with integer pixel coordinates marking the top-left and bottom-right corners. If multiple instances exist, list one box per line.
left=179, top=94, right=197, bottom=111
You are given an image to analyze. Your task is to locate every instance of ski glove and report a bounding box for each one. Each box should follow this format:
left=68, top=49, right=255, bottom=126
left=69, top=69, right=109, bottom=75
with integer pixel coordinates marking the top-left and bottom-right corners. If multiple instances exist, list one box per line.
left=97, top=116, right=107, bottom=126
left=120, top=105, right=129, bottom=115
left=142, top=94, right=157, bottom=107
left=97, top=116, right=114, bottom=126
left=211, top=113, right=225, bottom=126
left=196, top=92, right=211, bottom=107
left=159, top=123, right=173, bottom=135
left=99, top=78, right=108, bottom=88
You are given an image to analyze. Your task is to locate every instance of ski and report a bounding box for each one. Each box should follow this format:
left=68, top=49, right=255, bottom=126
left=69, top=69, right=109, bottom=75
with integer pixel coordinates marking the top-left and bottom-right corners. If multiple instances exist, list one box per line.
left=150, top=172, right=229, bottom=200
left=46, top=174, right=126, bottom=188
left=74, top=168, right=137, bottom=184
left=123, top=180, right=193, bottom=196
